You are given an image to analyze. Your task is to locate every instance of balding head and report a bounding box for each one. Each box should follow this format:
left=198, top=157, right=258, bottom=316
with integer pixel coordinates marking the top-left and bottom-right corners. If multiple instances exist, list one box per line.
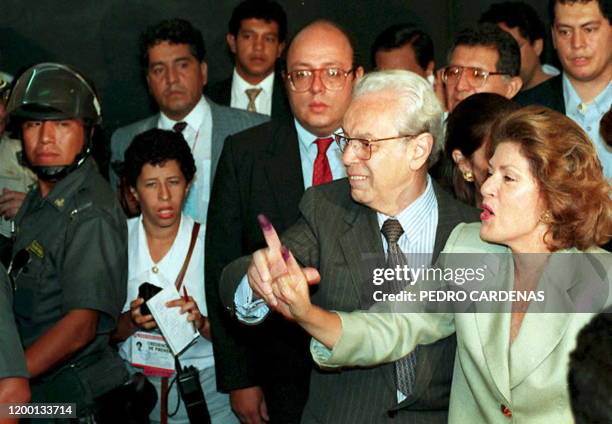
left=283, top=20, right=363, bottom=137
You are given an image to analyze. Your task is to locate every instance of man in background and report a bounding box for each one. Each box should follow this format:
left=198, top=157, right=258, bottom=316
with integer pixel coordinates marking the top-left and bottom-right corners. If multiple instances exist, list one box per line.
left=207, top=0, right=290, bottom=119
left=516, top=0, right=611, bottom=178
left=110, top=18, right=266, bottom=221
left=480, top=1, right=560, bottom=91
left=441, top=24, right=522, bottom=112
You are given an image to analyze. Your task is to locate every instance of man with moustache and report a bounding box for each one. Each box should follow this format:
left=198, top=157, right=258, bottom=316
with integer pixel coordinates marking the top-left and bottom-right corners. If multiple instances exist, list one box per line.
left=206, top=20, right=362, bottom=424
left=516, top=0, right=611, bottom=178
left=219, top=70, right=479, bottom=423
left=110, top=18, right=267, bottom=221
left=207, top=0, right=291, bottom=119
left=441, top=24, right=523, bottom=112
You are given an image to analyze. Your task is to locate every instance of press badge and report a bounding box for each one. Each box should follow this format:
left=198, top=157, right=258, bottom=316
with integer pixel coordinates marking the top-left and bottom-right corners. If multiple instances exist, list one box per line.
left=131, top=331, right=175, bottom=377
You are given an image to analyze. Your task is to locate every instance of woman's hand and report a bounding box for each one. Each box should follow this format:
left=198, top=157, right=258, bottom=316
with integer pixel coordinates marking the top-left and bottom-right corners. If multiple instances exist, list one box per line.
left=130, top=297, right=158, bottom=330
left=166, top=296, right=211, bottom=340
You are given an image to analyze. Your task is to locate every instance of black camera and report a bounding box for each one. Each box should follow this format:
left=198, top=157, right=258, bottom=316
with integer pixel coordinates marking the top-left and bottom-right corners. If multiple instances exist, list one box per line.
left=137, top=282, right=162, bottom=316
left=176, top=365, right=211, bottom=424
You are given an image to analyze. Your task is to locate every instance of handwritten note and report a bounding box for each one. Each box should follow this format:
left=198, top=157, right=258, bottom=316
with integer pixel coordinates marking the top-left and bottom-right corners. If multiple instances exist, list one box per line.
left=146, top=285, right=199, bottom=356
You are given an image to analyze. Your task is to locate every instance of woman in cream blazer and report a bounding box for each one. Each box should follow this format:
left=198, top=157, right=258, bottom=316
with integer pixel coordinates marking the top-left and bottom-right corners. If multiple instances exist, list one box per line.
left=263, top=107, right=612, bottom=423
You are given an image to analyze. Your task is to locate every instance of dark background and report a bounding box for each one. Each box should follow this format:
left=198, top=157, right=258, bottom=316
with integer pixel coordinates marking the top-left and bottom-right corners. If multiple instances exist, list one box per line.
left=0, top=0, right=555, bottom=135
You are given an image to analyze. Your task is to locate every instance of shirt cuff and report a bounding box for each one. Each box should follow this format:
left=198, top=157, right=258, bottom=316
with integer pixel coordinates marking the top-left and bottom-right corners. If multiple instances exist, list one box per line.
left=234, top=275, right=270, bottom=324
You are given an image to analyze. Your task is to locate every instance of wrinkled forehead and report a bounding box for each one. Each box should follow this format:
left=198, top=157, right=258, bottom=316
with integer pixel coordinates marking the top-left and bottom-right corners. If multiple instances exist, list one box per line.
left=343, top=92, right=401, bottom=135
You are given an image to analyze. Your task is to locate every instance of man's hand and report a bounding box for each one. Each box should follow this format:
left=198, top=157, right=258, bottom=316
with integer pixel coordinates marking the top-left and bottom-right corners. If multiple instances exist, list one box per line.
left=0, top=189, right=26, bottom=219
left=271, top=247, right=320, bottom=322
left=230, top=386, right=269, bottom=424
left=246, top=215, right=289, bottom=307
left=130, top=298, right=157, bottom=330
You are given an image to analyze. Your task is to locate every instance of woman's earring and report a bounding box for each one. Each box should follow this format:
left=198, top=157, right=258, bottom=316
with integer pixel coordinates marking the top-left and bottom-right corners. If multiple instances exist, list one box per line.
left=462, top=171, right=474, bottom=182
left=539, top=210, right=553, bottom=224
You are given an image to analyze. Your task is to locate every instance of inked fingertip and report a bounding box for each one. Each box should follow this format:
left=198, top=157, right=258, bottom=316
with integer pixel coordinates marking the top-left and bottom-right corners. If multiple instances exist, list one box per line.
left=257, top=214, right=272, bottom=230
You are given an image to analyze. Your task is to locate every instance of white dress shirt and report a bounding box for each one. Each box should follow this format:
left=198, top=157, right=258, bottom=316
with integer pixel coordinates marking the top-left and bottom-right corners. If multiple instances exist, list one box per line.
left=230, top=69, right=275, bottom=116
left=157, top=96, right=213, bottom=224
left=118, top=214, right=214, bottom=370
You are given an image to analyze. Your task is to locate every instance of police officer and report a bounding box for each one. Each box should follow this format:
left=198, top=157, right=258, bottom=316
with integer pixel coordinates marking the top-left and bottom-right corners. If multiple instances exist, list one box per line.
left=0, top=263, right=30, bottom=424
left=6, top=63, right=129, bottom=422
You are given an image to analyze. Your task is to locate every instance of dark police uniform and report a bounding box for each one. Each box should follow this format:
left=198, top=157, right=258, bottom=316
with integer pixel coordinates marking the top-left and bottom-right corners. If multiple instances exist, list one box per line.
left=11, top=157, right=128, bottom=418
left=0, top=263, right=28, bottom=380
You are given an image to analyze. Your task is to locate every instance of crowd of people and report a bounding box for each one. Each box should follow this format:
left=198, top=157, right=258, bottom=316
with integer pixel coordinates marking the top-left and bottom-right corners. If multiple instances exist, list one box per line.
left=0, top=0, right=610, bottom=423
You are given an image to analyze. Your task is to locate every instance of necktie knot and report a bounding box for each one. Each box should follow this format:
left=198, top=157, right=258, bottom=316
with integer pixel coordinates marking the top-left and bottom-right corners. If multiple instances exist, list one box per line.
left=312, top=137, right=334, bottom=186
left=245, top=88, right=262, bottom=112
left=173, top=121, right=187, bottom=133
left=315, top=137, right=334, bottom=155
left=381, top=219, right=404, bottom=245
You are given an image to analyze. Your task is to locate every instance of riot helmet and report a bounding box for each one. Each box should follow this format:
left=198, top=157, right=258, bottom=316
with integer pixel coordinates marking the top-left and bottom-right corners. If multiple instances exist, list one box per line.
left=6, top=63, right=101, bottom=181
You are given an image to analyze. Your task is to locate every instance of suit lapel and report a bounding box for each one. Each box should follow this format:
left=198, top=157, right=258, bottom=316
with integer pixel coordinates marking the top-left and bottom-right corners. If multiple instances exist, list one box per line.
left=508, top=250, right=577, bottom=388
left=262, top=122, right=305, bottom=228
left=338, top=204, right=385, bottom=309
left=208, top=98, right=230, bottom=181
left=474, top=255, right=513, bottom=403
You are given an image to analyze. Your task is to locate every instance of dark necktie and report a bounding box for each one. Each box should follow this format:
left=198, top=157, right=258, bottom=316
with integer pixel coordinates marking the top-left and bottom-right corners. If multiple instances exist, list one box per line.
left=312, top=137, right=334, bottom=186
left=381, top=218, right=418, bottom=398
left=245, top=88, right=262, bottom=112
left=173, top=121, right=187, bottom=134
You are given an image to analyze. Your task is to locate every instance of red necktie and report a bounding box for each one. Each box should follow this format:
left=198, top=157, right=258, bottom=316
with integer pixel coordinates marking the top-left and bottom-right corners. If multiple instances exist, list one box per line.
left=312, top=137, right=334, bottom=186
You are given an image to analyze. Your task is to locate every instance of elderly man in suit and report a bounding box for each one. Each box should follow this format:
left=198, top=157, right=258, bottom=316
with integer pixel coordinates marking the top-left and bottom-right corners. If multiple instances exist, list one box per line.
left=206, top=0, right=291, bottom=120
left=220, top=70, right=479, bottom=423
left=109, top=18, right=267, bottom=222
left=206, top=20, right=362, bottom=424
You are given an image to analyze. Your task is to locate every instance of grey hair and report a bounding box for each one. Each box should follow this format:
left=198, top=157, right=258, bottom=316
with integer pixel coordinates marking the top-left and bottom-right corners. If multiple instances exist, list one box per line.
left=352, top=70, right=445, bottom=165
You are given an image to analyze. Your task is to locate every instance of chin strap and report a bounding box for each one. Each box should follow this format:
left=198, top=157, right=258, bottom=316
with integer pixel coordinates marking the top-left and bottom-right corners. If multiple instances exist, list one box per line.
left=30, top=147, right=90, bottom=182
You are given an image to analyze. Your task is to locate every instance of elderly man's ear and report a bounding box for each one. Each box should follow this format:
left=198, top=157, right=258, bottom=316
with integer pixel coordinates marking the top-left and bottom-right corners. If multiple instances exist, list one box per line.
left=409, top=133, right=434, bottom=171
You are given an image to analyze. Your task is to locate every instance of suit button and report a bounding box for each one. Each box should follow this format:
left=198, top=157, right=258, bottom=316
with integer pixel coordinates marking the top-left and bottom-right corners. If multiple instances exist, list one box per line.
left=387, top=410, right=398, bottom=418
left=500, top=404, right=512, bottom=418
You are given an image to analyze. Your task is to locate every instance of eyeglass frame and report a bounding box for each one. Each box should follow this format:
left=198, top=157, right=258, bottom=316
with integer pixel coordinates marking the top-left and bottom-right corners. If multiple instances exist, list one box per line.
left=441, top=65, right=510, bottom=88
left=334, top=132, right=422, bottom=160
left=284, top=67, right=355, bottom=92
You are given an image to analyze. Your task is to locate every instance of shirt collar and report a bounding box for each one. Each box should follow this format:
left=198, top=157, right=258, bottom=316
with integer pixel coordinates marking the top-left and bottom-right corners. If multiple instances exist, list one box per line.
left=294, top=118, right=340, bottom=150
left=158, top=96, right=209, bottom=132
left=562, top=72, right=612, bottom=114
left=231, top=68, right=275, bottom=93
left=41, top=157, right=96, bottom=211
left=132, top=213, right=192, bottom=279
left=376, top=175, right=437, bottom=242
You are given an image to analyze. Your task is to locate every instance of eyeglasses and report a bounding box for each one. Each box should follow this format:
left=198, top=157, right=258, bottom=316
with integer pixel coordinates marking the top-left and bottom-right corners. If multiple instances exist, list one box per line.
left=442, top=66, right=510, bottom=88
left=334, top=132, right=420, bottom=160
left=286, top=68, right=354, bottom=92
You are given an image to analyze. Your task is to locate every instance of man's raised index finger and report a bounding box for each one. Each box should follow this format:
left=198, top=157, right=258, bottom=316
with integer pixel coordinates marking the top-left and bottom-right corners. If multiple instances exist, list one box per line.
left=257, top=214, right=282, bottom=249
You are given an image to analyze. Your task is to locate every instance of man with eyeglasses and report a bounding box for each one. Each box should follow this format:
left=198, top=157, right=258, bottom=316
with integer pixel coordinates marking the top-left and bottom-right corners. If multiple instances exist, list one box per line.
left=441, top=24, right=523, bottom=112
left=220, top=70, right=479, bottom=423
left=206, top=20, right=363, bottom=423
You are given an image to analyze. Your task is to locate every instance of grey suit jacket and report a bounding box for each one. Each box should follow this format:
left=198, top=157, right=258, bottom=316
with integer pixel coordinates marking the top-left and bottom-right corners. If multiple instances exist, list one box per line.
left=108, top=97, right=268, bottom=189
left=221, top=179, right=479, bottom=424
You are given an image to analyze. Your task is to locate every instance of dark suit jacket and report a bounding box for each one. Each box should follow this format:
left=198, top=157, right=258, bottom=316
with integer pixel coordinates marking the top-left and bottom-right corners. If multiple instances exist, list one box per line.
left=206, top=120, right=311, bottom=398
left=206, top=73, right=292, bottom=121
left=220, top=179, right=480, bottom=423
left=514, top=74, right=565, bottom=113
